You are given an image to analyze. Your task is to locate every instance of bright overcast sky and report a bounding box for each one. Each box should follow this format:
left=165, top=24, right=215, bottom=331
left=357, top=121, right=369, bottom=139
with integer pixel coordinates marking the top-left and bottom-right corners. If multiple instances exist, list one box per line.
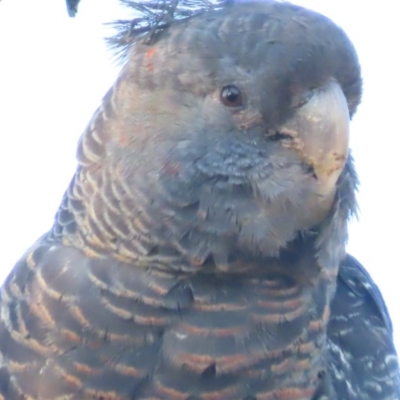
left=0, top=0, right=399, bottom=354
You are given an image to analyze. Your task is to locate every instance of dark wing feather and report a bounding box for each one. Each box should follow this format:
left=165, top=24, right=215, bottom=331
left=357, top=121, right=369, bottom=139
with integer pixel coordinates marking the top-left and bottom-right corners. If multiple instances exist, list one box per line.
left=328, top=254, right=400, bottom=399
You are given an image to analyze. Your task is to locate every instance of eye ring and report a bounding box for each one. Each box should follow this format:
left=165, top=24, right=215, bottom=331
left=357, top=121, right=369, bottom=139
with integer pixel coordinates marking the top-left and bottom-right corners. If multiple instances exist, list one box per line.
left=220, top=85, right=243, bottom=107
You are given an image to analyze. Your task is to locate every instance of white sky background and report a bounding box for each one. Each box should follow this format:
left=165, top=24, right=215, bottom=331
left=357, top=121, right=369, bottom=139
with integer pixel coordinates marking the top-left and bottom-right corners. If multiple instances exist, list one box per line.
left=0, top=0, right=399, bottom=354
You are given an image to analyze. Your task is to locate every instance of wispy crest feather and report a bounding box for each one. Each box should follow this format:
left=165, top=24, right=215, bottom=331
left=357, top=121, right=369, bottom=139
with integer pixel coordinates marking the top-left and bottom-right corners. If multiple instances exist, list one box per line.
left=107, top=0, right=231, bottom=61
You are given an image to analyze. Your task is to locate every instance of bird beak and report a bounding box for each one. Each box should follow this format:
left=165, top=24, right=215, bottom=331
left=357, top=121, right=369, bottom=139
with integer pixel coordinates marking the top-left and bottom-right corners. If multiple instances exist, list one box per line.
left=277, top=80, right=350, bottom=197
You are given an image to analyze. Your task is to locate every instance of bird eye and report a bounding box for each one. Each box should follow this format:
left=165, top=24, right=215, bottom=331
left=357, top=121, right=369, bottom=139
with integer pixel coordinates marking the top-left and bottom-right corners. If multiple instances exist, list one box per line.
left=220, top=85, right=243, bottom=107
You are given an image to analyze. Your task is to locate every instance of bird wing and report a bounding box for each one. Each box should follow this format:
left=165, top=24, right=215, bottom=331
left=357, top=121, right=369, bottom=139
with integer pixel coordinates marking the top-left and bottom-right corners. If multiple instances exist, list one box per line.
left=328, top=254, right=400, bottom=399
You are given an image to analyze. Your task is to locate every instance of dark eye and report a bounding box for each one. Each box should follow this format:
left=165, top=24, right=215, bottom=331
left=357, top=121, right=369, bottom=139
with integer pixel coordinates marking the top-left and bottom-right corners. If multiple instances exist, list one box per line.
left=220, top=85, right=243, bottom=107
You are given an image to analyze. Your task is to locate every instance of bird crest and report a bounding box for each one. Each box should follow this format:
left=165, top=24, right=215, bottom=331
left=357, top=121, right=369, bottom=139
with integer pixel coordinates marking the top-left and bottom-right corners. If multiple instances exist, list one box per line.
left=107, top=0, right=234, bottom=60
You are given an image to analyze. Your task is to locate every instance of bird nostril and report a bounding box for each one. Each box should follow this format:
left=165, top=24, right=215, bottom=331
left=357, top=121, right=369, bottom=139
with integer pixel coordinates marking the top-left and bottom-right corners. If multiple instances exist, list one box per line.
left=265, top=130, right=293, bottom=142
left=302, top=163, right=318, bottom=179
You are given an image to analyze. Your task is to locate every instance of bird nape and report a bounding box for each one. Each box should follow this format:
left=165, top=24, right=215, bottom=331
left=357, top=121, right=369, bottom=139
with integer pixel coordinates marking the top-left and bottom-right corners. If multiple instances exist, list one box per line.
left=1, top=1, right=399, bottom=399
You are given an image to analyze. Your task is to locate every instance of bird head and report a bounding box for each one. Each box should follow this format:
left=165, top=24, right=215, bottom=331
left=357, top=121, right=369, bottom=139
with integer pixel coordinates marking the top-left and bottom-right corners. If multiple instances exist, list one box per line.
left=71, top=1, right=361, bottom=272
